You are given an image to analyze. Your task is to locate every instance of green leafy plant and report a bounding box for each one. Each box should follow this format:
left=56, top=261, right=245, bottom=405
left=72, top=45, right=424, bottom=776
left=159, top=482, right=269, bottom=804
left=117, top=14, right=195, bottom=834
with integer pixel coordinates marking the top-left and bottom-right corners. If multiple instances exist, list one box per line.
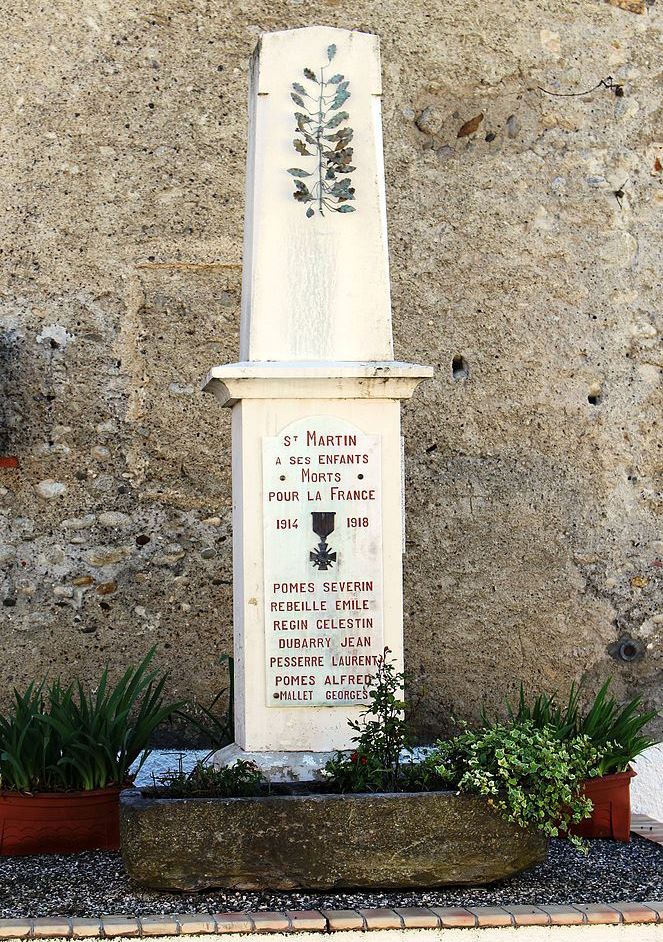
left=399, top=752, right=449, bottom=793
left=287, top=42, right=356, bottom=218
left=176, top=654, right=235, bottom=749
left=324, top=649, right=410, bottom=792
left=324, top=748, right=393, bottom=794
left=575, top=682, right=657, bottom=775
left=499, top=684, right=581, bottom=740
left=499, top=680, right=657, bottom=776
left=0, top=650, right=181, bottom=793
left=432, top=720, right=602, bottom=850
left=147, top=758, right=266, bottom=799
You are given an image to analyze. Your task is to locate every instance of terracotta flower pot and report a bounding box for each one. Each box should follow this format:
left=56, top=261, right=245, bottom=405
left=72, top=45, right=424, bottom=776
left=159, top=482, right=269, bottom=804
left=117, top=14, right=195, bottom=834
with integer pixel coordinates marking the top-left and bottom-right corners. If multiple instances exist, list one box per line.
left=0, top=786, right=122, bottom=856
left=570, top=768, right=636, bottom=843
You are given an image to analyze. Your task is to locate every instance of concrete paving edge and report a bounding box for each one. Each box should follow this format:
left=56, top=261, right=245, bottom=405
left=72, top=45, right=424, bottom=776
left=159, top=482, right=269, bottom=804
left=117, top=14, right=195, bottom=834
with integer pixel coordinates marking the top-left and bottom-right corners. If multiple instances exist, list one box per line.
left=0, top=903, right=662, bottom=939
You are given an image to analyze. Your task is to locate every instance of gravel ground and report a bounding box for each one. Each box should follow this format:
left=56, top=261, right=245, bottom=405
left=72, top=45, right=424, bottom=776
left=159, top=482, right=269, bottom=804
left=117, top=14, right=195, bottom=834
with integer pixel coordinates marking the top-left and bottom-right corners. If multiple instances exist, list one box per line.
left=0, top=838, right=661, bottom=918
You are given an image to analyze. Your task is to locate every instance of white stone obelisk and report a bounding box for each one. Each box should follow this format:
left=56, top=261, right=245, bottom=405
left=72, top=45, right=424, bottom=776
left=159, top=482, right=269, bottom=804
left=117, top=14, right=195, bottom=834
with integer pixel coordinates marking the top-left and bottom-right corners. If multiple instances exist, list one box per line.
left=205, top=26, right=431, bottom=780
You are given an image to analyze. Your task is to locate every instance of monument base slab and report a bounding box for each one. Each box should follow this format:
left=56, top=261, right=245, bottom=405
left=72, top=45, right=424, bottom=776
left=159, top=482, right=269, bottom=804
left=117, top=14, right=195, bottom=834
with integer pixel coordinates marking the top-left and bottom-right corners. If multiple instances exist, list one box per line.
left=213, top=743, right=342, bottom=783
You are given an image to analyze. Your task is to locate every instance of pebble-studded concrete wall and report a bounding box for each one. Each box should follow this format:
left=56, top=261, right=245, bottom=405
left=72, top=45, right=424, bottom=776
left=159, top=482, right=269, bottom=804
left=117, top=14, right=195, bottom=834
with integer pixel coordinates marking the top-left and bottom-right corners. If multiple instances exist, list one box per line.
left=1, top=0, right=661, bottom=741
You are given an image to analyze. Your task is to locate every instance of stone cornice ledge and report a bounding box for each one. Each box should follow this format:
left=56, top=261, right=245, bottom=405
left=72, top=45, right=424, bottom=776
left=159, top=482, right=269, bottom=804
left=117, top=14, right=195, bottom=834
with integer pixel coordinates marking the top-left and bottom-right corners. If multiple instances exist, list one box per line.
left=203, top=361, right=434, bottom=407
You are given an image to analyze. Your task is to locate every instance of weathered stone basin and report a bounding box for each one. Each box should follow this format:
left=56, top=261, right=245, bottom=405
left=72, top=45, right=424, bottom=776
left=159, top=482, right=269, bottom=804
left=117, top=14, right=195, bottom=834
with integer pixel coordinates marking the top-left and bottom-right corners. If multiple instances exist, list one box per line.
left=120, top=788, right=547, bottom=891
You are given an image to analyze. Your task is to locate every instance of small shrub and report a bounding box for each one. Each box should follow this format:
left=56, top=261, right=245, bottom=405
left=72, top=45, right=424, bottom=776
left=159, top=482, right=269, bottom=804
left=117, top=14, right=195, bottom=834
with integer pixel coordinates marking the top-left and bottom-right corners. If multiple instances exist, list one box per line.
left=148, top=759, right=266, bottom=798
left=432, top=720, right=602, bottom=849
left=324, top=649, right=410, bottom=792
left=321, top=653, right=654, bottom=853
left=176, top=654, right=235, bottom=749
left=324, top=749, right=392, bottom=793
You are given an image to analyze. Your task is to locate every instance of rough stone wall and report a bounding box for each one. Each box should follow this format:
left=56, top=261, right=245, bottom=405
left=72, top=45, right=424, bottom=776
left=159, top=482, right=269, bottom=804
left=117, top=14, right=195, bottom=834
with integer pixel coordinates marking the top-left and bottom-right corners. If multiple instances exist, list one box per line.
left=1, top=0, right=660, bottom=741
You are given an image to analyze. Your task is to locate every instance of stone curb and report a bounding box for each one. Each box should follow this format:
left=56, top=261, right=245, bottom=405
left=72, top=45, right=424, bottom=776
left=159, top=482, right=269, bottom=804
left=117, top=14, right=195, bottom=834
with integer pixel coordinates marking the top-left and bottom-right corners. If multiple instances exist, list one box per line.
left=0, top=903, right=661, bottom=937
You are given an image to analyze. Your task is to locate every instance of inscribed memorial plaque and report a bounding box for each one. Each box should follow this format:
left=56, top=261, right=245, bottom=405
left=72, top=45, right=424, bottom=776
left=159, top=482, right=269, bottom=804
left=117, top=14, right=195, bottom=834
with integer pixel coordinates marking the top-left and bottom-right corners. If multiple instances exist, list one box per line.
left=263, top=415, right=384, bottom=707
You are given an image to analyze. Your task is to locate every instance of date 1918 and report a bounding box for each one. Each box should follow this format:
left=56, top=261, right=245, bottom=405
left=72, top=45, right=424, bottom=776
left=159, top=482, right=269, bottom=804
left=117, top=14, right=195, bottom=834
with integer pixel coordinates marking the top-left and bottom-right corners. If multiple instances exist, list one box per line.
left=276, top=517, right=369, bottom=529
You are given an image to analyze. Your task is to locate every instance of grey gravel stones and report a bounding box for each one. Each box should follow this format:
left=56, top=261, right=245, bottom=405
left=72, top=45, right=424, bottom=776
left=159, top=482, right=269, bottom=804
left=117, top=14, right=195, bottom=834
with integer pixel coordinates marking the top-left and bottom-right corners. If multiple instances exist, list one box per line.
left=0, top=837, right=661, bottom=918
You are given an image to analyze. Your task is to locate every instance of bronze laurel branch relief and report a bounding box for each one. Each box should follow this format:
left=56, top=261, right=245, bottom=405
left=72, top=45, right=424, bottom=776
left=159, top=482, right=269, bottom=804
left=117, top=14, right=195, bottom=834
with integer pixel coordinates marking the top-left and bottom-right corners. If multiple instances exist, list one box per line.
left=287, top=43, right=356, bottom=218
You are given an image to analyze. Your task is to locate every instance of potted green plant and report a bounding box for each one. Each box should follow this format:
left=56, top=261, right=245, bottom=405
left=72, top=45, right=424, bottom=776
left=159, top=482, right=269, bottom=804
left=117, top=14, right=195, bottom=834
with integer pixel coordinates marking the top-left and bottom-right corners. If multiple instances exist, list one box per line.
left=503, top=681, right=658, bottom=842
left=426, top=721, right=602, bottom=850
left=0, top=650, right=180, bottom=855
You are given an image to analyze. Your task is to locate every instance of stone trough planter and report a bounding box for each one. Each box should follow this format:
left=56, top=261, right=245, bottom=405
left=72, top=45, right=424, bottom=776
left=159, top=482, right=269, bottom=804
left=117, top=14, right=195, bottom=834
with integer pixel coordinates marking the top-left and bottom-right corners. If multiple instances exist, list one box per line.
left=120, top=788, right=547, bottom=891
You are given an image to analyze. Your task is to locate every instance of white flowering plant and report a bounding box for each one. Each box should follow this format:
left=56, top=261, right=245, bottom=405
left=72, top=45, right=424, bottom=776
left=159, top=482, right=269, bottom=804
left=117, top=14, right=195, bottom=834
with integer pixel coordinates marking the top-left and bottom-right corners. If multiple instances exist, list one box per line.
left=432, top=720, right=603, bottom=850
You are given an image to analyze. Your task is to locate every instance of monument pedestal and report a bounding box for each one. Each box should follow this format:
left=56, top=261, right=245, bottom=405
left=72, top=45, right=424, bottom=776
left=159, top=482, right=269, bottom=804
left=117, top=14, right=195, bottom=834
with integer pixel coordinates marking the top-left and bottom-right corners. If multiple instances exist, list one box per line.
left=204, top=363, right=430, bottom=778
left=204, top=27, right=431, bottom=782
left=212, top=743, right=339, bottom=783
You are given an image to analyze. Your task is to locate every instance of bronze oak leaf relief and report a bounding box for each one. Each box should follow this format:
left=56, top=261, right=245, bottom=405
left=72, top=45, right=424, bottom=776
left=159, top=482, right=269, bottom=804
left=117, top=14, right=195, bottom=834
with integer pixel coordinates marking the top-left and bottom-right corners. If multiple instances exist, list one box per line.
left=287, top=43, right=356, bottom=219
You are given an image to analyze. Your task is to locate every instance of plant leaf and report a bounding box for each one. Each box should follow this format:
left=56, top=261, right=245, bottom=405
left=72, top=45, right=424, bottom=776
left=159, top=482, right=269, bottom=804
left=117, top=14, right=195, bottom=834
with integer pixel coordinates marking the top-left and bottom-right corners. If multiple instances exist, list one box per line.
left=287, top=168, right=312, bottom=177
left=327, top=44, right=337, bottom=61
left=303, top=67, right=316, bottom=81
left=291, top=93, right=305, bottom=108
left=326, top=111, right=349, bottom=128
left=292, top=83, right=306, bottom=94
left=336, top=204, right=356, bottom=212
left=293, top=139, right=313, bottom=156
left=293, top=180, right=312, bottom=202
left=328, top=73, right=344, bottom=84
left=306, top=207, right=314, bottom=218
left=329, top=128, right=353, bottom=144
left=331, top=90, right=350, bottom=110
